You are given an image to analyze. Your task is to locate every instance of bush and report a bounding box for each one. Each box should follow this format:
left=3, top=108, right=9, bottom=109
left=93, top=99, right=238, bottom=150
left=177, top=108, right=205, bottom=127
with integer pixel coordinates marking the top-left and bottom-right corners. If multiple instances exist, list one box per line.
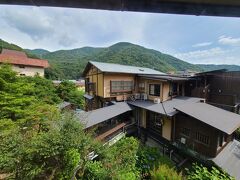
left=136, top=145, right=174, bottom=178
left=187, top=163, right=234, bottom=180
left=150, top=164, right=183, bottom=180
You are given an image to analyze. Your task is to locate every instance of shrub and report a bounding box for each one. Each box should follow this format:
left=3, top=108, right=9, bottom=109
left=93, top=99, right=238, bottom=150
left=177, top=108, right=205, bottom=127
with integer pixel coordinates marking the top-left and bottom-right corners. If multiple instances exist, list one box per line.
left=187, top=163, right=235, bottom=180
left=150, top=164, right=183, bottom=180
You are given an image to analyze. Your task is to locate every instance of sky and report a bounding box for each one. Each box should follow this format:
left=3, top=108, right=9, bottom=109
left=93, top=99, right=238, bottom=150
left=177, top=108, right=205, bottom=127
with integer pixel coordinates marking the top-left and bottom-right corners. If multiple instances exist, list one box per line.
left=1, top=5, right=240, bottom=65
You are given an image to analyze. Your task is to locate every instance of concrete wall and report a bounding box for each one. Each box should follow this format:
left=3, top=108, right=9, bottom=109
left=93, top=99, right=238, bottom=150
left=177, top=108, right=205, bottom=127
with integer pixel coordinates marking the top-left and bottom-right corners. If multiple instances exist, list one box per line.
left=12, top=65, right=45, bottom=77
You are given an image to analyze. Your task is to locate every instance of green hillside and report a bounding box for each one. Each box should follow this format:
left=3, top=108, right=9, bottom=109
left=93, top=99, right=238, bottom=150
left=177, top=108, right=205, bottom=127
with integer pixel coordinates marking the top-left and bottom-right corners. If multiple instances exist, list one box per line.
left=24, top=48, right=50, bottom=57
left=40, top=42, right=203, bottom=79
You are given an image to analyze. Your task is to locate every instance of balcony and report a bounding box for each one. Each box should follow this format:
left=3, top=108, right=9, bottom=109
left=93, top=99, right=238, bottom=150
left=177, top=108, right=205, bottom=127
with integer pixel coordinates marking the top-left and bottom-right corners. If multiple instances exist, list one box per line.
left=95, top=120, right=137, bottom=144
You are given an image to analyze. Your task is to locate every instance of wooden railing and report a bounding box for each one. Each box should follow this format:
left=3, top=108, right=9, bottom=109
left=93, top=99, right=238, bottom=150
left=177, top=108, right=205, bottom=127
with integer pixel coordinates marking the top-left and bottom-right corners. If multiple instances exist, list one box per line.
left=95, top=122, right=126, bottom=141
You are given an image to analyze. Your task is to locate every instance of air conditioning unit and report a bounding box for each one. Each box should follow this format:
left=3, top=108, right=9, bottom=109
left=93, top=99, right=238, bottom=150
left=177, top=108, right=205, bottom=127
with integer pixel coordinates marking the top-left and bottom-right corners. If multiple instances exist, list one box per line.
left=154, top=98, right=161, bottom=104
left=135, top=93, right=140, bottom=100
left=180, top=137, right=186, bottom=144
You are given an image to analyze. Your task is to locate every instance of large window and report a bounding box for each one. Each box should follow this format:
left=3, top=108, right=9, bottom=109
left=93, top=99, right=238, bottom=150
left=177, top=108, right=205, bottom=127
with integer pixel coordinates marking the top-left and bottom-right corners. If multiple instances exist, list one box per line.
left=149, top=84, right=161, bottom=96
left=110, top=81, right=133, bottom=93
left=195, top=132, right=209, bottom=145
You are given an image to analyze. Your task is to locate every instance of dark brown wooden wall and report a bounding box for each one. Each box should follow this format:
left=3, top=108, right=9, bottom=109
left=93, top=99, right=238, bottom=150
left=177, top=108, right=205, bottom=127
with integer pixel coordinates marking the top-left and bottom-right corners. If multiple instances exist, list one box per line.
left=207, top=72, right=240, bottom=105
left=174, top=113, right=231, bottom=158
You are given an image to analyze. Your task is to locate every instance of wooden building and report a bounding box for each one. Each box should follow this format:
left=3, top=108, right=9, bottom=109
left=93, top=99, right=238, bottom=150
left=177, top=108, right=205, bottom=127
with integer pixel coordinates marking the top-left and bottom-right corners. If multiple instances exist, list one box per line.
left=82, top=61, right=240, bottom=165
left=186, top=69, right=240, bottom=113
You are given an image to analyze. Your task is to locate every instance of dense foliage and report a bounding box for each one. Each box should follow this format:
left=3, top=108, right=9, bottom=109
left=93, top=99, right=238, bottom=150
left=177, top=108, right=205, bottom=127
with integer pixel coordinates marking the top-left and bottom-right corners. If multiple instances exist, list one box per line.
left=150, top=165, right=183, bottom=180
left=56, top=81, right=85, bottom=109
left=186, top=163, right=234, bottom=180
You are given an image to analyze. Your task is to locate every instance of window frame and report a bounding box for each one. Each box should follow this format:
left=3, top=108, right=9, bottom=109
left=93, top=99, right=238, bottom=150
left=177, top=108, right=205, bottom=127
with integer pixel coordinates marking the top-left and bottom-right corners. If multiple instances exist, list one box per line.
left=110, top=80, right=133, bottom=93
left=195, top=131, right=210, bottom=146
left=149, top=84, right=161, bottom=96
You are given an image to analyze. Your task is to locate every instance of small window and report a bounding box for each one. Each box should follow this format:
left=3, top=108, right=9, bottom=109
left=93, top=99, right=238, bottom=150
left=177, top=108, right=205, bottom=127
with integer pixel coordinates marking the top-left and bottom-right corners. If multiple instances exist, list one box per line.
left=181, top=127, right=191, bottom=137
left=88, top=82, right=96, bottom=92
left=195, top=132, right=209, bottom=145
left=139, top=82, right=145, bottom=91
left=19, top=73, right=26, bottom=76
left=149, top=84, right=160, bottom=96
left=19, top=65, right=25, bottom=68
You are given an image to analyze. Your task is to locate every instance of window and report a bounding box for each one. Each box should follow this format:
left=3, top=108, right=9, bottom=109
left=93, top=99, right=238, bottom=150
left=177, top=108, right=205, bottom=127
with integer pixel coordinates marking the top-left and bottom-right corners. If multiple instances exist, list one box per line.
left=148, top=112, right=163, bottom=134
left=180, top=127, right=191, bottom=137
left=195, top=132, right=209, bottom=145
left=19, top=73, right=26, bottom=76
left=149, top=84, right=160, bottom=96
left=110, top=81, right=133, bottom=93
left=171, top=83, right=178, bottom=95
left=88, top=82, right=96, bottom=92
left=139, top=82, right=145, bottom=91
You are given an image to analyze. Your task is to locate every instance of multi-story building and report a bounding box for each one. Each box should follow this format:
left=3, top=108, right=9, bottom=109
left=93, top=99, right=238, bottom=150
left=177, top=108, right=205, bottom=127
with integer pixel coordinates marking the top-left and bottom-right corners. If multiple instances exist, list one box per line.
left=0, top=49, right=49, bottom=77
left=82, top=61, right=240, bottom=179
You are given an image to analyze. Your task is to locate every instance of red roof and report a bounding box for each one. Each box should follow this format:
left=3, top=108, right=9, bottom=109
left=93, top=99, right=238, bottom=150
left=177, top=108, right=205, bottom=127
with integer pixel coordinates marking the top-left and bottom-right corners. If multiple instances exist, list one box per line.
left=0, top=49, right=49, bottom=68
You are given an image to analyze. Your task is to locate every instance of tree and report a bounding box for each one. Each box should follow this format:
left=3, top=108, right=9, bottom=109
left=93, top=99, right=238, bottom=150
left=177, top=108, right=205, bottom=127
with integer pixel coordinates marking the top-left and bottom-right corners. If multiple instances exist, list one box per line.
left=56, top=81, right=85, bottom=109
left=0, top=113, right=99, bottom=179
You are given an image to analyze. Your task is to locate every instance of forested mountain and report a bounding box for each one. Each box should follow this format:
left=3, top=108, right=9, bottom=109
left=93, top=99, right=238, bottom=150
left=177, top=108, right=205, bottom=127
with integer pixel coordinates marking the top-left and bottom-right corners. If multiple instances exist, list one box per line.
left=1, top=38, right=240, bottom=80
left=35, top=42, right=203, bottom=79
left=24, top=48, right=50, bottom=57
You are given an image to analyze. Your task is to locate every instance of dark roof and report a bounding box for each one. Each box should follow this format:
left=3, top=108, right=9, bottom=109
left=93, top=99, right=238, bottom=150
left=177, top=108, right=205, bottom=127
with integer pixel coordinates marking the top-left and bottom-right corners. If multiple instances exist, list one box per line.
left=175, top=102, right=240, bottom=134
left=82, top=61, right=165, bottom=76
left=212, top=140, right=240, bottom=180
left=128, top=97, right=202, bottom=116
left=0, top=49, right=49, bottom=68
left=77, top=102, right=132, bottom=129
left=2, top=0, right=240, bottom=17
left=138, top=74, right=191, bottom=81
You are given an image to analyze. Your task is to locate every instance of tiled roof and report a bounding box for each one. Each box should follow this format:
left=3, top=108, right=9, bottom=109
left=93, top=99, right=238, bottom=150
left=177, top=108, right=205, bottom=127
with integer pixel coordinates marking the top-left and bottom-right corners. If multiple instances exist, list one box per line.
left=212, top=140, right=240, bottom=180
left=175, top=102, right=240, bottom=134
left=83, top=61, right=165, bottom=76
left=0, top=49, right=49, bottom=68
left=77, top=102, right=132, bottom=129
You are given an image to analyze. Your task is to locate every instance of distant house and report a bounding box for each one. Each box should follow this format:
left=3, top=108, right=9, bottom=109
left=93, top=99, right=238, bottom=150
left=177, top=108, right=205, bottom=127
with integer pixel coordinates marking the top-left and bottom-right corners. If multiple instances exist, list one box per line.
left=82, top=61, right=240, bottom=179
left=53, top=80, right=85, bottom=90
left=0, top=49, right=49, bottom=77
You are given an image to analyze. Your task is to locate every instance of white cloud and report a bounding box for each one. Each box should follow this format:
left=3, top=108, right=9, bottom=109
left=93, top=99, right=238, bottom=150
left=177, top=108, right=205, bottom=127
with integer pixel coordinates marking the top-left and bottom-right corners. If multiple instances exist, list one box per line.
left=175, top=47, right=226, bottom=60
left=218, top=35, right=240, bottom=46
left=174, top=47, right=240, bottom=65
left=192, top=42, right=212, bottom=47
